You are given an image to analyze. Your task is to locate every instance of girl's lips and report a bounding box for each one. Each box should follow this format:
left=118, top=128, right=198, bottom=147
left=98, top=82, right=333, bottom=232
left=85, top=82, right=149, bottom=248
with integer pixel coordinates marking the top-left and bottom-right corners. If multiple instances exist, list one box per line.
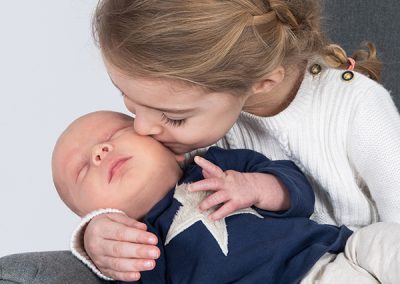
left=108, top=157, right=132, bottom=183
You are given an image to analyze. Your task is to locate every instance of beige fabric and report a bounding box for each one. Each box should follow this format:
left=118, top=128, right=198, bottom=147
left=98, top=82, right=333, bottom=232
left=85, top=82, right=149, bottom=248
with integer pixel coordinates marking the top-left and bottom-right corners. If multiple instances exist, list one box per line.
left=302, top=222, right=400, bottom=283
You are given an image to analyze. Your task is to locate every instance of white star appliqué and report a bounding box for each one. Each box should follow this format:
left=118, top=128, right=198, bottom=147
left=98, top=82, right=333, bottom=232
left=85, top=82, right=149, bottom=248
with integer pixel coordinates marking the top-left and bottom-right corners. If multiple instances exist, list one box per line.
left=165, top=183, right=263, bottom=256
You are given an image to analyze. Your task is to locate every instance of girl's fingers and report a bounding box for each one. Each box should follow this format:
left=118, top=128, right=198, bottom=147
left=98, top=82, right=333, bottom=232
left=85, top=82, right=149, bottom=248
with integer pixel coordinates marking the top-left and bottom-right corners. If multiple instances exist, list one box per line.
left=99, top=256, right=156, bottom=273
left=199, top=191, right=228, bottom=211
left=106, top=213, right=148, bottom=230
left=194, top=156, right=225, bottom=178
left=101, top=268, right=141, bottom=282
left=100, top=239, right=160, bottom=260
left=96, top=219, right=158, bottom=245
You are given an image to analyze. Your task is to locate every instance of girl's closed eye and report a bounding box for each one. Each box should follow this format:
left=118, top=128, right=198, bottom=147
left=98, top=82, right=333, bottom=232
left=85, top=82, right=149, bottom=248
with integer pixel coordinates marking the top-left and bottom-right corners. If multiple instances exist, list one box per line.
left=161, top=113, right=186, bottom=127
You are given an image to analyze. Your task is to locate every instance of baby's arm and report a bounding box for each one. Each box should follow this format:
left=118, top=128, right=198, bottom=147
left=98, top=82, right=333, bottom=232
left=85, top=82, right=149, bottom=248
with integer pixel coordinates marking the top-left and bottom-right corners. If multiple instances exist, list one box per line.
left=188, top=147, right=314, bottom=220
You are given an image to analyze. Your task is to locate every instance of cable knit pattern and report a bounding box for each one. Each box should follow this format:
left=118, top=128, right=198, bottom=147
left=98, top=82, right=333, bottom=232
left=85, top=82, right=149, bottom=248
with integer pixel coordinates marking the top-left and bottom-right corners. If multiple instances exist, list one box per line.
left=217, top=63, right=400, bottom=230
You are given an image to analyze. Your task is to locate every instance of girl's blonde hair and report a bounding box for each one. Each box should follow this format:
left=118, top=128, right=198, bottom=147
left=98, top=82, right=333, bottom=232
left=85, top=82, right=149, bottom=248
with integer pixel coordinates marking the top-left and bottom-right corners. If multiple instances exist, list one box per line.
left=93, top=0, right=381, bottom=94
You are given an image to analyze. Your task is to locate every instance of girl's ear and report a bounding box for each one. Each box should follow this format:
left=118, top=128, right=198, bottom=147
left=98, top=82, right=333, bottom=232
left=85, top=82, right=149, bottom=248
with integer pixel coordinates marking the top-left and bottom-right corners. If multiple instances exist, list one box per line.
left=251, top=66, right=285, bottom=95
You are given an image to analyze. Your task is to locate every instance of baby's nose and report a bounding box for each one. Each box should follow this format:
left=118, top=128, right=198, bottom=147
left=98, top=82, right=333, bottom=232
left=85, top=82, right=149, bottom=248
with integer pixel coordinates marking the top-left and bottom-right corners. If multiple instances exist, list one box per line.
left=91, top=143, right=113, bottom=166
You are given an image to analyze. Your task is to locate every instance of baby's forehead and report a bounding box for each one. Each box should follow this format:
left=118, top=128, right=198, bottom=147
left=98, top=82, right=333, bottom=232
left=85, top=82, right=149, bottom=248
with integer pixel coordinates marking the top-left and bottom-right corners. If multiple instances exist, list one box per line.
left=72, top=111, right=133, bottom=135
left=58, top=112, right=133, bottom=151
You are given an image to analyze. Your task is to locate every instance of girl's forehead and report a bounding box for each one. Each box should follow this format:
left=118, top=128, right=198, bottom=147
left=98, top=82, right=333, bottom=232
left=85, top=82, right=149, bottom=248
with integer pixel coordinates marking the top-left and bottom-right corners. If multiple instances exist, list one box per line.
left=114, top=75, right=204, bottom=97
left=106, top=61, right=208, bottom=95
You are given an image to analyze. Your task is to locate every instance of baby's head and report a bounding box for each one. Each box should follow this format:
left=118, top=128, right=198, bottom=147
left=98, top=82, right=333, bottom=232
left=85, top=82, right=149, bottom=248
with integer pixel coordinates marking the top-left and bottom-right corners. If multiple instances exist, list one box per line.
left=52, top=111, right=182, bottom=219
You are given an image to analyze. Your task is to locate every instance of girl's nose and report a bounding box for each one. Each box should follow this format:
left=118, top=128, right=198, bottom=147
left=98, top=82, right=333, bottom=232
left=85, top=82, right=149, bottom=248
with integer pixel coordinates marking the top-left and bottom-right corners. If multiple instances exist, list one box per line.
left=91, top=143, right=113, bottom=166
left=133, top=116, right=163, bottom=136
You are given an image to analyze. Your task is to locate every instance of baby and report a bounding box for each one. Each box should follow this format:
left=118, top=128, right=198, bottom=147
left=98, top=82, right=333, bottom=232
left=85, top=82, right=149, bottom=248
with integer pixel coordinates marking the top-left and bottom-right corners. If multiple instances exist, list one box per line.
left=52, top=110, right=182, bottom=220
left=53, top=111, right=400, bottom=284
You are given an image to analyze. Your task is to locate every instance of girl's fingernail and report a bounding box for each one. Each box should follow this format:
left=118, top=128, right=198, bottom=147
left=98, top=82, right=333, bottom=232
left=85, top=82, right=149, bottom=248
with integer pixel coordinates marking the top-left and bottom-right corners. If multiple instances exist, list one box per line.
left=149, top=249, right=159, bottom=258
left=131, top=272, right=140, bottom=281
left=148, top=236, right=157, bottom=244
left=144, top=260, right=154, bottom=268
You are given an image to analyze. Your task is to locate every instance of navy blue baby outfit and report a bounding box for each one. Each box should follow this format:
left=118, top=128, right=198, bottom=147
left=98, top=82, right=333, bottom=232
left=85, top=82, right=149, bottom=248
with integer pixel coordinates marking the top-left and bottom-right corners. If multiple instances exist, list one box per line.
left=122, top=147, right=352, bottom=284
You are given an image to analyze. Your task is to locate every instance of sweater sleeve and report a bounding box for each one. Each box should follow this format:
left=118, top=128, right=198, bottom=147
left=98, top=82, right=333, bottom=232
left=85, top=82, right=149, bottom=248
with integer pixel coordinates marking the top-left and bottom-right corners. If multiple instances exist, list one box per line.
left=70, top=208, right=125, bottom=281
left=206, top=147, right=315, bottom=218
left=348, top=86, right=400, bottom=223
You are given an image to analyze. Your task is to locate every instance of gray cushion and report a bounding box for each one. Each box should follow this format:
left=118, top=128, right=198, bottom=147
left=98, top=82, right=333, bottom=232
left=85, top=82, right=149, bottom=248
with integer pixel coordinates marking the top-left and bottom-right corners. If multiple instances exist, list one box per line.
left=0, top=251, right=108, bottom=284
left=322, top=0, right=400, bottom=108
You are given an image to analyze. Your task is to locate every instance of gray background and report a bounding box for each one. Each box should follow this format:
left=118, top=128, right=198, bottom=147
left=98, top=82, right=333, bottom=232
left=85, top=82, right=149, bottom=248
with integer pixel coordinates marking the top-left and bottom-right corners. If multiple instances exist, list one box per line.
left=0, top=1, right=126, bottom=256
left=322, top=0, right=400, bottom=109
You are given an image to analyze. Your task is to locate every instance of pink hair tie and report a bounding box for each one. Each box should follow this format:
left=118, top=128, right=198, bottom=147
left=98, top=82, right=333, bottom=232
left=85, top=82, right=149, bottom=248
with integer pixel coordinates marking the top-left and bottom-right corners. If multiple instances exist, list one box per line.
left=347, top=57, right=356, bottom=71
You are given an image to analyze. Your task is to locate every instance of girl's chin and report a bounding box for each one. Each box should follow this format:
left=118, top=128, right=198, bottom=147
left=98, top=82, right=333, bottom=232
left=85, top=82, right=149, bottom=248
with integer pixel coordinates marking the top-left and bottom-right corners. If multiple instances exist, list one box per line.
left=164, top=144, right=192, bottom=155
left=174, top=154, right=186, bottom=163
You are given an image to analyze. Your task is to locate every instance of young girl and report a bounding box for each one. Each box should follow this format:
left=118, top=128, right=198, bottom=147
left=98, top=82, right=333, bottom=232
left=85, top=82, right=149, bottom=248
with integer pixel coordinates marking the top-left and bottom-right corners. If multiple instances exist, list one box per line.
left=72, top=0, right=400, bottom=281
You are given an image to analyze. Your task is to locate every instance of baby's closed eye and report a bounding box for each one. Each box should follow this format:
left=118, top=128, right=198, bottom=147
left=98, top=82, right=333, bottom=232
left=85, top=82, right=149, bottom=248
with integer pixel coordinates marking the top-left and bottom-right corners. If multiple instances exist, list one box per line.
left=76, top=164, right=88, bottom=183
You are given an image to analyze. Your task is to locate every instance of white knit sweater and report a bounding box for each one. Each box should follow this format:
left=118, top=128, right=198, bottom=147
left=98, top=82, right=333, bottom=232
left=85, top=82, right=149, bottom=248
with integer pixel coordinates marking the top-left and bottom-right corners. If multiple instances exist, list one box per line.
left=215, top=63, right=400, bottom=230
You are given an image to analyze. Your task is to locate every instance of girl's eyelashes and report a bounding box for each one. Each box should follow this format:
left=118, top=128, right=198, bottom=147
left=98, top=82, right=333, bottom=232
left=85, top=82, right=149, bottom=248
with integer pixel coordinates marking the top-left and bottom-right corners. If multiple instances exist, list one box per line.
left=161, top=113, right=186, bottom=127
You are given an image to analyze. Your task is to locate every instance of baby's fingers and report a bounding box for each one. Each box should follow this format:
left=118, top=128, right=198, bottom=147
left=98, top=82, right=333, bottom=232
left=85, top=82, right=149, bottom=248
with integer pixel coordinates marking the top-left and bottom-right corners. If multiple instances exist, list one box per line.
left=188, top=177, right=224, bottom=192
left=194, top=156, right=225, bottom=178
left=198, top=191, right=228, bottom=212
left=209, top=202, right=237, bottom=221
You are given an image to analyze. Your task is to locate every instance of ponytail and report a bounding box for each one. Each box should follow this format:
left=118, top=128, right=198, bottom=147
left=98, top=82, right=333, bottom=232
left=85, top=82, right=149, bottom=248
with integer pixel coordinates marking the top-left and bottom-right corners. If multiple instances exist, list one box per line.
left=322, top=42, right=382, bottom=81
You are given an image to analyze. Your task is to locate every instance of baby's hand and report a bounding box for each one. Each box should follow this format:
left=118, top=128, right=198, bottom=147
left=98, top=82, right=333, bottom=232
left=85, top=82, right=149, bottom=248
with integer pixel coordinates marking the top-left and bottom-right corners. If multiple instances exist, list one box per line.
left=188, top=156, right=262, bottom=221
left=84, top=213, right=160, bottom=281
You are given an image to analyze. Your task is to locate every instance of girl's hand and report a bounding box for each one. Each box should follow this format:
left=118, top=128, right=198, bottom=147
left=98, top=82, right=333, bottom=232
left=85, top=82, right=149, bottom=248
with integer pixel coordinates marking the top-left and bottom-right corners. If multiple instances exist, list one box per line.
left=188, top=156, right=290, bottom=220
left=84, top=213, right=160, bottom=281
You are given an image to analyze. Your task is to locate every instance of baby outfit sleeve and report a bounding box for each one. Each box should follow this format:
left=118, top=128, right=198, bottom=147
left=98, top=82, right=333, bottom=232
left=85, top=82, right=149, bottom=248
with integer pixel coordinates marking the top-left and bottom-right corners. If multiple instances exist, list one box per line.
left=348, top=86, right=400, bottom=223
left=206, top=147, right=315, bottom=218
left=70, top=208, right=125, bottom=281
